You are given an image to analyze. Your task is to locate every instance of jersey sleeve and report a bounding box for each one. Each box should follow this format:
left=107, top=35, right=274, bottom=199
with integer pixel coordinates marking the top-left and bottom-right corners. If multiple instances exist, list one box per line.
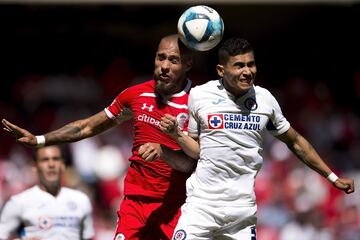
left=187, top=88, right=200, bottom=138
left=0, top=197, right=22, bottom=239
left=266, top=93, right=290, bottom=136
left=104, top=87, right=134, bottom=122
left=80, top=195, right=95, bottom=239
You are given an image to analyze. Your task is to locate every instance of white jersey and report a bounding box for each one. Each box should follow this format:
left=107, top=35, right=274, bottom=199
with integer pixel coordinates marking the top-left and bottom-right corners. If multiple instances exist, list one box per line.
left=0, top=186, right=94, bottom=240
left=187, top=79, right=290, bottom=207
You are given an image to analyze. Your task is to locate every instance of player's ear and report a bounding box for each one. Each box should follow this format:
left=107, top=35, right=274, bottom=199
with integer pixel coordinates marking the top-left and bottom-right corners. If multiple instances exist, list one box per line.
left=60, top=161, right=66, bottom=173
left=32, top=165, right=37, bottom=174
left=185, top=59, right=193, bottom=72
left=216, top=64, right=224, bottom=77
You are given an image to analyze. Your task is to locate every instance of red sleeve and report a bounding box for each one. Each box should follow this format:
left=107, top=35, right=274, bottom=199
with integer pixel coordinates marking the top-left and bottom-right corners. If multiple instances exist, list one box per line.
left=105, top=87, right=134, bottom=119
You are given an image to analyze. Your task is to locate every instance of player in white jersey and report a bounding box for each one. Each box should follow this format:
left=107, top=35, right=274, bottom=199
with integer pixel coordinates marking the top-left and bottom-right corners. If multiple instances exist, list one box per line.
left=157, top=38, right=355, bottom=240
left=0, top=146, right=94, bottom=240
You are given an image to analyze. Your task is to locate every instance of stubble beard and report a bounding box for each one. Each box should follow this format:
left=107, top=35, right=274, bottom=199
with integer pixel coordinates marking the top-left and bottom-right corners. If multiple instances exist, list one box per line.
left=155, top=80, right=176, bottom=98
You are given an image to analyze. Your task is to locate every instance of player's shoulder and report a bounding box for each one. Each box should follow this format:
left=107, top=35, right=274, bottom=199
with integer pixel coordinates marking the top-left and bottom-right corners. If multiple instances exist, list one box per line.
left=113, top=79, right=154, bottom=102
left=190, top=79, right=220, bottom=95
left=61, top=187, right=90, bottom=200
left=8, top=185, right=39, bottom=203
left=253, top=85, right=274, bottom=98
left=127, top=79, right=154, bottom=92
left=60, top=188, right=92, bottom=213
left=114, top=79, right=153, bottom=96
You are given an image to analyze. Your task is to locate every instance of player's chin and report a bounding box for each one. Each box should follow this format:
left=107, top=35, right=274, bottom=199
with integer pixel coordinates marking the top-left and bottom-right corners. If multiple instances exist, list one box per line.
left=44, top=180, right=60, bottom=188
left=155, top=81, right=175, bottom=96
left=240, top=78, right=254, bottom=86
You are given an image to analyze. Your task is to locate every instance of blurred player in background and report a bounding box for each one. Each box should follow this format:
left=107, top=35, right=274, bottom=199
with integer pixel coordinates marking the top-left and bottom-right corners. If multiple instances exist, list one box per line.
left=157, top=37, right=355, bottom=239
left=2, top=34, right=196, bottom=240
left=0, top=145, right=94, bottom=240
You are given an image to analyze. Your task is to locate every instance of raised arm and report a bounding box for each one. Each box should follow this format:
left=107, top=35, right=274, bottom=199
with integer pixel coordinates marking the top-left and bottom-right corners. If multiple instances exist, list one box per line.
left=2, top=109, right=131, bottom=148
left=138, top=113, right=200, bottom=173
left=139, top=143, right=197, bottom=173
left=276, top=126, right=354, bottom=194
left=160, top=113, right=200, bottom=159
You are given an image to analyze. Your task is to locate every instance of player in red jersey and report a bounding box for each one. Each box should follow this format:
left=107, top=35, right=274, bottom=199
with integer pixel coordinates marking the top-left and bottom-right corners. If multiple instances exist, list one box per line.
left=2, top=34, right=196, bottom=240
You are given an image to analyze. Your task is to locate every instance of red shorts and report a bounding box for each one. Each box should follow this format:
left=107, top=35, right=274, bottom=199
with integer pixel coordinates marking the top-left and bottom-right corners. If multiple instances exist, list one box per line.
left=114, top=195, right=184, bottom=240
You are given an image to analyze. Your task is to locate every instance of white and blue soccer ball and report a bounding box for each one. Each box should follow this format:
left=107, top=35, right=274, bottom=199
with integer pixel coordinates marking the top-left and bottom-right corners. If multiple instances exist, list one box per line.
left=177, top=5, right=224, bottom=51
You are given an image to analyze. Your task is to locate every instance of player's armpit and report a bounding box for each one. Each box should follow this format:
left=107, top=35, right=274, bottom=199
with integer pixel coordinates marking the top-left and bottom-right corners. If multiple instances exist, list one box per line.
left=113, top=108, right=134, bottom=124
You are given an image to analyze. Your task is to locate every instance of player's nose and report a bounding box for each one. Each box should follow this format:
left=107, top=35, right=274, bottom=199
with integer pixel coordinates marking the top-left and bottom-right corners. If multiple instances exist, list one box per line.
left=161, top=60, right=170, bottom=71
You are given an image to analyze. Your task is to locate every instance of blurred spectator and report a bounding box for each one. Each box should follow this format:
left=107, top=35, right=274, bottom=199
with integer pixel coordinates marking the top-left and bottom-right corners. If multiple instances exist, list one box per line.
left=0, top=146, right=94, bottom=240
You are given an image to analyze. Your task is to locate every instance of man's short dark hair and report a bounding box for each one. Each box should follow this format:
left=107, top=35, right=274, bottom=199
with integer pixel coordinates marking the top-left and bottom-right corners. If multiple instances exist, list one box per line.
left=32, top=145, right=64, bottom=162
left=218, top=38, right=253, bottom=65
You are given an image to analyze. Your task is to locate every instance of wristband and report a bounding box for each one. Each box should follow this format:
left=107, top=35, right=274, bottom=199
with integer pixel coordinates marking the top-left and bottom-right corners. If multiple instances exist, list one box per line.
left=35, top=135, right=46, bottom=148
left=327, top=172, right=339, bottom=183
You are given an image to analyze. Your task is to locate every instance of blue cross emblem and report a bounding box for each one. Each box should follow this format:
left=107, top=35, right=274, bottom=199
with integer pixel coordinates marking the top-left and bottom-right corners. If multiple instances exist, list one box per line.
left=210, top=116, right=221, bottom=127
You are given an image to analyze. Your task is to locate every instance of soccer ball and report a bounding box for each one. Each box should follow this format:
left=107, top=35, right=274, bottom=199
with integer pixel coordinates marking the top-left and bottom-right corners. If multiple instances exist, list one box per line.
left=177, top=5, right=224, bottom=51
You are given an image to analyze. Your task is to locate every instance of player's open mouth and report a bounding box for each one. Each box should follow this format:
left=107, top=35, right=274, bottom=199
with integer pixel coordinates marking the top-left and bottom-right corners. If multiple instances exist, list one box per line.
left=159, top=75, right=170, bottom=82
left=239, top=78, right=252, bottom=83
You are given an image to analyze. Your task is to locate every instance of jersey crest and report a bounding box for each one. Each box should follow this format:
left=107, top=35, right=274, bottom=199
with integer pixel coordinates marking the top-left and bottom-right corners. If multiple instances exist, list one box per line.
left=177, top=112, right=189, bottom=130
left=208, top=114, right=224, bottom=129
left=244, top=97, right=258, bottom=111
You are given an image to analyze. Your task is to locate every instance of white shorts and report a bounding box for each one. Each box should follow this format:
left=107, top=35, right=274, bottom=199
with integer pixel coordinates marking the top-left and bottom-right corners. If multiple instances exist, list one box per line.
left=172, top=202, right=257, bottom=240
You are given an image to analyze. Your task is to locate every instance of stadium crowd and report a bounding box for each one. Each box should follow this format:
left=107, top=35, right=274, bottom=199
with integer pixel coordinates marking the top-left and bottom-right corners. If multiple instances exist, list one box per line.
left=0, top=55, right=359, bottom=239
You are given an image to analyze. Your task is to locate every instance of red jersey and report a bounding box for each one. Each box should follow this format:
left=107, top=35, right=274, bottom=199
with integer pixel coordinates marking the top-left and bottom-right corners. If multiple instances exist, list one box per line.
left=105, top=79, right=192, bottom=199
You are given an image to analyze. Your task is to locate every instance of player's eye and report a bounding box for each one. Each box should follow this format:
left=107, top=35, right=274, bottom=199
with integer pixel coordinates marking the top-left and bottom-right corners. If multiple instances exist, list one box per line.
left=168, top=56, right=180, bottom=64
left=157, top=53, right=166, bottom=61
left=247, top=61, right=256, bottom=68
left=234, top=62, right=245, bottom=69
left=52, top=157, right=62, bottom=162
left=171, top=59, right=179, bottom=64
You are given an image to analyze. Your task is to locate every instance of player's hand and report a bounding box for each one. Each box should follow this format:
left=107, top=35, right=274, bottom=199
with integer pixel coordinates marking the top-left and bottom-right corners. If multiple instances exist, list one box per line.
left=2, top=119, right=38, bottom=148
left=160, top=114, right=179, bottom=138
left=138, top=143, right=162, bottom=162
left=334, top=177, right=355, bottom=194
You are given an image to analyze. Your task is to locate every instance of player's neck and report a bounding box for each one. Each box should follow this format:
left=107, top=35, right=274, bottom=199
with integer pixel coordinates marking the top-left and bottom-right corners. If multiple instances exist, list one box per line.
left=171, top=78, right=188, bottom=95
left=39, top=183, right=61, bottom=197
left=159, top=79, right=187, bottom=100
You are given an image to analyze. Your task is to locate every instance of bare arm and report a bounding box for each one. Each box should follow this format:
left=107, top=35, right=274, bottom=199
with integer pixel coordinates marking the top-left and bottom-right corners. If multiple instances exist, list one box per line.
left=160, top=114, right=200, bottom=159
left=276, top=127, right=354, bottom=194
left=44, top=111, right=116, bottom=145
left=138, top=113, right=200, bottom=173
left=139, top=143, right=197, bottom=173
left=2, top=109, right=131, bottom=147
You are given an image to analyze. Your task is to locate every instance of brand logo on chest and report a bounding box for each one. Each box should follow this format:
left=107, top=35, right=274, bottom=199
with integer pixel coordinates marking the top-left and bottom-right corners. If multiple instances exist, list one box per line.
left=141, top=103, right=154, bottom=112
